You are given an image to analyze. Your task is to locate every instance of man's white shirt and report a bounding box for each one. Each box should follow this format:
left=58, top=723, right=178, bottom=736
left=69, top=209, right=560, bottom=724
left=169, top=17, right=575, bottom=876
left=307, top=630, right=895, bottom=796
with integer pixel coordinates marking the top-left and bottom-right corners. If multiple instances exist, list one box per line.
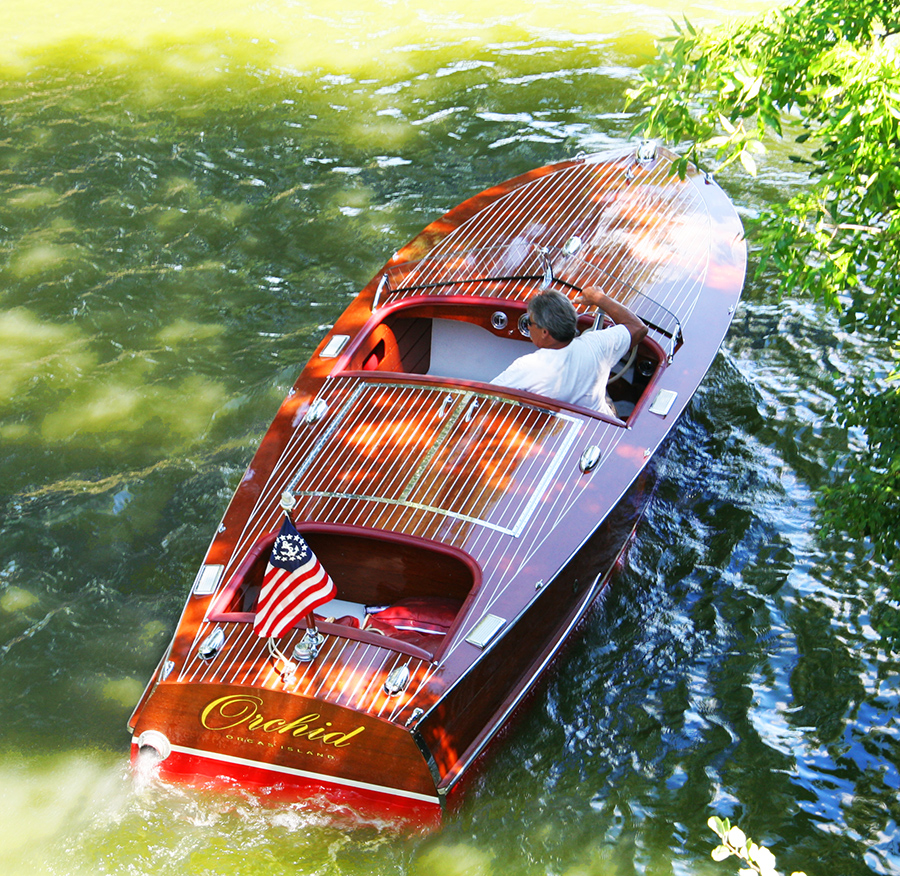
left=490, top=324, right=632, bottom=416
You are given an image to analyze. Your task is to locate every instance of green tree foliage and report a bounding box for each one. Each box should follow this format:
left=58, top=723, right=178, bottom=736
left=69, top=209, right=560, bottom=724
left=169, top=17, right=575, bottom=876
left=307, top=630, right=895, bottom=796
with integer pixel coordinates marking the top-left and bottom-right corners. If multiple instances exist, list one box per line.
left=628, top=0, right=900, bottom=633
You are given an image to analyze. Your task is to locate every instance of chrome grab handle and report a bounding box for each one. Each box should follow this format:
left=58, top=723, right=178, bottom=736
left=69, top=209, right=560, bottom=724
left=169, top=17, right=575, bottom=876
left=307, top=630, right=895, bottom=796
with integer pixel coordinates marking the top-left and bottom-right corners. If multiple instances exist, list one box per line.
left=437, top=393, right=456, bottom=419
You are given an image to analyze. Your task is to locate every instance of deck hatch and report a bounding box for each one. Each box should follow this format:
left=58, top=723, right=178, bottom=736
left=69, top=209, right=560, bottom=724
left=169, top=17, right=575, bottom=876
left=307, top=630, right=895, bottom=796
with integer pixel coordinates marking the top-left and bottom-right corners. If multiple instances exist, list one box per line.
left=465, top=614, right=506, bottom=648
left=285, top=380, right=582, bottom=537
left=192, top=564, right=224, bottom=596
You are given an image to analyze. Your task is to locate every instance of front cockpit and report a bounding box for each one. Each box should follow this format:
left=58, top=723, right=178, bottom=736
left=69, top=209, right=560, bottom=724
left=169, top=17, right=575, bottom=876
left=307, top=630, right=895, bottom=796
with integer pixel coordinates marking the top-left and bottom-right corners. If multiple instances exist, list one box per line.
left=326, top=242, right=681, bottom=423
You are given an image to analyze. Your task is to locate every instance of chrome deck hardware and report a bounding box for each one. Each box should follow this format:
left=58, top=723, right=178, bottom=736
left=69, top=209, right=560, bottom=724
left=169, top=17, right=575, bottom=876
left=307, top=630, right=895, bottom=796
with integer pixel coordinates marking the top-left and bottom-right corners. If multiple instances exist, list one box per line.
left=198, top=627, right=225, bottom=660
left=303, top=397, right=328, bottom=424
left=579, top=445, right=602, bottom=473
left=383, top=665, right=411, bottom=696
left=292, top=628, right=325, bottom=663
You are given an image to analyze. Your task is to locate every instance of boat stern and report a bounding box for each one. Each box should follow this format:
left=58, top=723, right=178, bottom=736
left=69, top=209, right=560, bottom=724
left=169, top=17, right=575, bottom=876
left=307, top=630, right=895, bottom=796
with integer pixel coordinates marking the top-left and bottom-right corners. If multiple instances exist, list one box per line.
left=130, top=681, right=441, bottom=822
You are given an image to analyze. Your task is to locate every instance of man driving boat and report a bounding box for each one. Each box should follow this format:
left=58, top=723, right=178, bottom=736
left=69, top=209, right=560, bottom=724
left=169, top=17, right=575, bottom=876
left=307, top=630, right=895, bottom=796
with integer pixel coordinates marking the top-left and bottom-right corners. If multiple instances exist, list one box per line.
left=490, top=287, right=648, bottom=417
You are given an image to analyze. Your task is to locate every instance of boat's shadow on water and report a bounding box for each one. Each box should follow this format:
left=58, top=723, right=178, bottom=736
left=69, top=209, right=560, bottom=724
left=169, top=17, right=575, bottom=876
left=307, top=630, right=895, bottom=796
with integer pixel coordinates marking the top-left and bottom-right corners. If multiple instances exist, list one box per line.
left=438, top=353, right=812, bottom=858
left=439, top=345, right=896, bottom=875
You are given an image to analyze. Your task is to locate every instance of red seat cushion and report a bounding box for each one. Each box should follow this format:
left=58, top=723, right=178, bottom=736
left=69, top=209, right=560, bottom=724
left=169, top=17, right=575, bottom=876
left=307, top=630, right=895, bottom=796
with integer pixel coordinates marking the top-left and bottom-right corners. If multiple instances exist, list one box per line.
left=365, top=597, right=461, bottom=636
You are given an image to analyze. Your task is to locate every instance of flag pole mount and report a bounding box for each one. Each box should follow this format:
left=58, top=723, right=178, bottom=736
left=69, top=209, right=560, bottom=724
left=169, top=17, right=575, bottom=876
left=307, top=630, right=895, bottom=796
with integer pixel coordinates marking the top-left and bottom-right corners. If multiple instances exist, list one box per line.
left=280, top=490, right=296, bottom=514
left=292, top=627, right=324, bottom=663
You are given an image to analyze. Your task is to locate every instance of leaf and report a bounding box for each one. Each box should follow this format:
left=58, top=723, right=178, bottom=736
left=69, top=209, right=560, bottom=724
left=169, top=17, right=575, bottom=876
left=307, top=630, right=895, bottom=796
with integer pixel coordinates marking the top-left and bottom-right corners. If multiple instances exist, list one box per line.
left=726, top=826, right=748, bottom=848
left=711, top=845, right=732, bottom=862
left=743, top=75, right=764, bottom=100
left=708, top=815, right=726, bottom=835
left=718, top=112, right=737, bottom=134
left=739, top=149, right=758, bottom=175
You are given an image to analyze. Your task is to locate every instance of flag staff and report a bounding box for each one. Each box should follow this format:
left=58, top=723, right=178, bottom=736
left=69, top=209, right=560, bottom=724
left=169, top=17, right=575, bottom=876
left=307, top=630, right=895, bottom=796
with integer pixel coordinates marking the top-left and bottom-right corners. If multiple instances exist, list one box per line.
left=279, top=490, right=325, bottom=664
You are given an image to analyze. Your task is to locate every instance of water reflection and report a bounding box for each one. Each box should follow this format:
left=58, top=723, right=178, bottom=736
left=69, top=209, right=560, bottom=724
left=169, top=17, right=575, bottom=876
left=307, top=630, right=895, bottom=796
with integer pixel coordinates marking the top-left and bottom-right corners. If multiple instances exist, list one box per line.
left=1, top=0, right=898, bottom=874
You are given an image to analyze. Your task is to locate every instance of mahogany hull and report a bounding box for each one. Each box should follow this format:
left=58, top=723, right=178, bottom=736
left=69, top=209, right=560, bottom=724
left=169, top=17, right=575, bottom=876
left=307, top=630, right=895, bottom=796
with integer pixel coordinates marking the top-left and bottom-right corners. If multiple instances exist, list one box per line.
left=128, top=145, right=746, bottom=824
left=130, top=681, right=442, bottom=823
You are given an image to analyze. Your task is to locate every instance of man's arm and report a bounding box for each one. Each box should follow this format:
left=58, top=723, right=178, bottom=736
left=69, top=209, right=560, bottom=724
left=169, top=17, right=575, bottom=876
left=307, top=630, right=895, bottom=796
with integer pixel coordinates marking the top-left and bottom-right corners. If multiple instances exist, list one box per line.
left=578, top=287, right=648, bottom=347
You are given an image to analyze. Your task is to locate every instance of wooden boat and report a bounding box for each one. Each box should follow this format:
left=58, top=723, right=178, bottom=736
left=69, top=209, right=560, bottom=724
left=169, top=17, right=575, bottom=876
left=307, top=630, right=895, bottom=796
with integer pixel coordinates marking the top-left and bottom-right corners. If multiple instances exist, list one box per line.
left=128, top=144, right=746, bottom=825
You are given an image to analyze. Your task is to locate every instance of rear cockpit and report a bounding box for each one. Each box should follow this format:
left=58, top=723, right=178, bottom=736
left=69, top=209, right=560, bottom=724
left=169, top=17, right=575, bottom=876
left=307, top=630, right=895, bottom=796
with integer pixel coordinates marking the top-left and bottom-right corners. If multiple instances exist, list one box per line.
left=210, top=525, right=480, bottom=660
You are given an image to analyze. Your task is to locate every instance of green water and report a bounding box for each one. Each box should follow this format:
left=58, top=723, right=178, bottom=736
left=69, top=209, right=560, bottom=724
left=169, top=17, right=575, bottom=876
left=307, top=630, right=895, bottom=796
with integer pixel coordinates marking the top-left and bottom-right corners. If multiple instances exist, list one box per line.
left=1, top=2, right=897, bottom=874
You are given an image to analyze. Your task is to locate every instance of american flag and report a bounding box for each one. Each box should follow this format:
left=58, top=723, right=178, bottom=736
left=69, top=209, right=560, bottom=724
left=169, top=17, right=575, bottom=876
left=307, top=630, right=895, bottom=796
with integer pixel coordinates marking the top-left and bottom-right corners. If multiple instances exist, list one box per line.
left=253, top=516, right=336, bottom=639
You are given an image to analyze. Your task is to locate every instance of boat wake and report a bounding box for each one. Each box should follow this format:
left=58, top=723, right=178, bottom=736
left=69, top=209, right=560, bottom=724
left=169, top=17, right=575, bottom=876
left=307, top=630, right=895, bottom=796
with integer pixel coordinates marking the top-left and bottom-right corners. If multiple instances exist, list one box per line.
left=132, top=745, right=163, bottom=794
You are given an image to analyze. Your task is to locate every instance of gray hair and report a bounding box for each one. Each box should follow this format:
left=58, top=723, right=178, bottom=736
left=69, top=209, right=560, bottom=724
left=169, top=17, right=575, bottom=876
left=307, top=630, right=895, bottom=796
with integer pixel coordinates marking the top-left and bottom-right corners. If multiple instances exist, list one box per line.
left=528, top=290, right=577, bottom=343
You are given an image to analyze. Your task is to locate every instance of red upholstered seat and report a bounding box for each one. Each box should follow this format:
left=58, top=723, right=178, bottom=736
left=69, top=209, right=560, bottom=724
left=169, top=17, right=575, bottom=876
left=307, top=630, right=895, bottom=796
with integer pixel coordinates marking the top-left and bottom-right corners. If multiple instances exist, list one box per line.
left=364, top=597, right=460, bottom=635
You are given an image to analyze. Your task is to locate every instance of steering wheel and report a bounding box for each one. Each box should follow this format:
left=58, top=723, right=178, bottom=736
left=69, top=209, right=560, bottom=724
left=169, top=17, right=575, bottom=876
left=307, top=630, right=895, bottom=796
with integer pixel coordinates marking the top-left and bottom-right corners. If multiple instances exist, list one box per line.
left=592, top=308, right=638, bottom=384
